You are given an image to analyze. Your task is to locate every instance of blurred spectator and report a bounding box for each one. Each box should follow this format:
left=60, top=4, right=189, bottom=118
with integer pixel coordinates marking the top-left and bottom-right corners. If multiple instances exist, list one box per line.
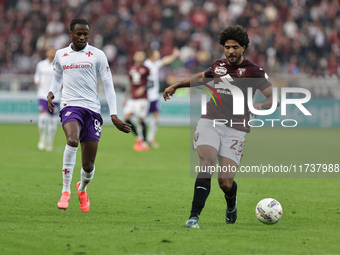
left=288, top=55, right=301, bottom=75
left=0, top=0, right=339, bottom=81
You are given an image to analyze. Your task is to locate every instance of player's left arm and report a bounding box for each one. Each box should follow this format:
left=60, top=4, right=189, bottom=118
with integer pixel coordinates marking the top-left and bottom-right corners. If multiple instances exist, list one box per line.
left=98, top=51, right=131, bottom=134
left=102, top=79, right=131, bottom=134
left=250, top=86, right=280, bottom=117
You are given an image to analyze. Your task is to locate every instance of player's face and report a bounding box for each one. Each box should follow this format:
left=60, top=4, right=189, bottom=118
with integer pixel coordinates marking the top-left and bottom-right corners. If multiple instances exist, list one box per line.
left=46, top=47, right=56, bottom=61
left=224, top=40, right=245, bottom=65
left=133, top=51, right=146, bottom=64
left=153, top=50, right=161, bottom=60
left=70, top=24, right=90, bottom=51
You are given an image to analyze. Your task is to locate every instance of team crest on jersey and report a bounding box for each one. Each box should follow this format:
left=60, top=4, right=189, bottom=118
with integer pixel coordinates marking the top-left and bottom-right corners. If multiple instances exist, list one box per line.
left=86, top=51, right=93, bottom=57
left=237, top=68, right=246, bottom=77
left=214, top=66, right=227, bottom=75
left=65, top=111, right=72, bottom=116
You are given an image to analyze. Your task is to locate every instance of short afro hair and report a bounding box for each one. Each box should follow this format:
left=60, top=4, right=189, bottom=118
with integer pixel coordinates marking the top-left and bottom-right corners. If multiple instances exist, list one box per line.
left=70, top=19, right=90, bottom=31
left=218, top=25, right=250, bottom=51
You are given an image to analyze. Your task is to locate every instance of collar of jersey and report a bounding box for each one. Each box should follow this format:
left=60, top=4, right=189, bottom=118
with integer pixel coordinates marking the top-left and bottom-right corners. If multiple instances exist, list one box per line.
left=68, top=43, right=89, bottom=53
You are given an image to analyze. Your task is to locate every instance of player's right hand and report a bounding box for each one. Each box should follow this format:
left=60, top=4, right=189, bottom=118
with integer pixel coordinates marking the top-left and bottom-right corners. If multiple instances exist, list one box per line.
left=47, top=92, right=55, bottom=112
left=163, top=86, right=176, bottom=101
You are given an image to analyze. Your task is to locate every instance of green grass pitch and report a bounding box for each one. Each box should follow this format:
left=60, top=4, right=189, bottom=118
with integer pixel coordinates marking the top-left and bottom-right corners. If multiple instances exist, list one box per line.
left=0, top=124, right=339, bottom=255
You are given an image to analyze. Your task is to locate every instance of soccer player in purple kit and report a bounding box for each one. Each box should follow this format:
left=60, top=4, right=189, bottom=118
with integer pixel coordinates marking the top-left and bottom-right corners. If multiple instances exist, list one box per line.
left=163, top=25, right=280, bottom=228
left=47, top=19, right=131, bottom=212
left=144, top=48, right=180, bottom=148
left=34, top=46, right=59, bottom=151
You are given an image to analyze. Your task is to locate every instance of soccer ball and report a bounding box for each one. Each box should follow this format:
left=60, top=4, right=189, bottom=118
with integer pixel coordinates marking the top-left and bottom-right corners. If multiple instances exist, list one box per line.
left=255, top=198, right=283, bottom=224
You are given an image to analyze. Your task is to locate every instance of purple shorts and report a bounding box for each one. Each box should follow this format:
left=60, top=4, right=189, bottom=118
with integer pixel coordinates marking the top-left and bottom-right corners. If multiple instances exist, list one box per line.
left=148, top=100, right=159, bottom=114
left=39, top=99, right=59, bottom=115
left=59, top=106, right=103, bottom=142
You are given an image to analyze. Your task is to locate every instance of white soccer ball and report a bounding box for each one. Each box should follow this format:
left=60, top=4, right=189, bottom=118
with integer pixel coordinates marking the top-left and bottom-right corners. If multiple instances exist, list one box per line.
left=255, top=198, right=283, bottom=224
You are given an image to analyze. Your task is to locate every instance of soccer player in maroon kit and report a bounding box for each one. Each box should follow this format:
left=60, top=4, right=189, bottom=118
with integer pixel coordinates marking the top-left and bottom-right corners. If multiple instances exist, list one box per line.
left=163, top=25, right=280, bottom=228
left=123, top=51, right=151, bottom=151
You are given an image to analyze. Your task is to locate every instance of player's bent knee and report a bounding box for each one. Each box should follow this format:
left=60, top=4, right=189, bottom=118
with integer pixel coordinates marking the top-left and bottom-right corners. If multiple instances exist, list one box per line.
left=66, top=138, right=79, bottom=147
left=218, top=179, right=234, bottom=191
left=199, top=157, right=216, bottom=168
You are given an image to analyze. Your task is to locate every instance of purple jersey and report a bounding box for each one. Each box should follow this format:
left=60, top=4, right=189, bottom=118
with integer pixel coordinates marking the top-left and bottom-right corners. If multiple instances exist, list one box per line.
left=202, top=58, right=272, bottom=133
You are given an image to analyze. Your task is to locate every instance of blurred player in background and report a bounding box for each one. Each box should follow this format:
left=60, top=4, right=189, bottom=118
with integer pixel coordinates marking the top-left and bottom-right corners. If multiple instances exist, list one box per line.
left=34, top=46, right=60, bottom=151
left=47, top=19, right=131, bottom=212
left=123, top=51, right=151, bottom=151
left=144, top=48, right=180, bottom=148
left=163, top=25, right=280, bottom=228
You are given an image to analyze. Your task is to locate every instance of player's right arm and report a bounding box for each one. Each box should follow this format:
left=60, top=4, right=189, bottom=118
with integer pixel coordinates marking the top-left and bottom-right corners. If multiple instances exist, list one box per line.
left=34, top=61, right=41, bottom=88
left=163, top=72, right=205, bottom=101
left=122, top=82, right=131, bottom=106
left=48, top=52, right=63, bottom=112
left=47, top=76, right=63, bottom=112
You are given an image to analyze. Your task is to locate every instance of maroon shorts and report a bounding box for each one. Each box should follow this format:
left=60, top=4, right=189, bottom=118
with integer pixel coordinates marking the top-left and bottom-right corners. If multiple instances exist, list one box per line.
left=59, top=106, right=103, bottom=142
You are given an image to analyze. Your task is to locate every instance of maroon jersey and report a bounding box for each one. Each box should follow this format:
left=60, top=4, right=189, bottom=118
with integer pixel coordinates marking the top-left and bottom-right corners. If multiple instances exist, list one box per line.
left=202, top=58, right=272, bottom=133
left=128, top=65, right=150, bottom=99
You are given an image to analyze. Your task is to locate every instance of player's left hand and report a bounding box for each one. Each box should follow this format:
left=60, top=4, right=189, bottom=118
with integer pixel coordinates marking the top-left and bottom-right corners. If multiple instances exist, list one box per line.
left=248, top=103, right=262, bottom=118
left=111, top=115, right=132, bottom=133
left=47, top=92, right=55, bottom=112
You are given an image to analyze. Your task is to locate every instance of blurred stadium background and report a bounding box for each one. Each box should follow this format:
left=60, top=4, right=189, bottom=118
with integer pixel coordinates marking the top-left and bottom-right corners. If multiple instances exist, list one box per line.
left=0, top=0, right=339, bottom=126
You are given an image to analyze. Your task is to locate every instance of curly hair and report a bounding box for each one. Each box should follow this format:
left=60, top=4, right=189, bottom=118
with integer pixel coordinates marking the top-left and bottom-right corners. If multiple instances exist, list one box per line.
left=218, top=25, right=250, bottom=51
left=70, top=19, right=90, bottom=31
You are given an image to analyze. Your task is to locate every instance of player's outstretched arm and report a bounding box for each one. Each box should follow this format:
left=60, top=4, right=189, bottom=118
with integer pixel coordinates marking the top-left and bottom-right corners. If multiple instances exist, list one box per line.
left=163, top=72, right=205, bottom=101
left=161, top=47, right=180, bottom=66
left=111, top=115, right=131, bottom=133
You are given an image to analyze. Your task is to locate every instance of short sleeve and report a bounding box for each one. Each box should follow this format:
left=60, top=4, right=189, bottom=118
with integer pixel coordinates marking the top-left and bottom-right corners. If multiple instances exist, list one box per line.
left=255, top=68, right=272, bottom=91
